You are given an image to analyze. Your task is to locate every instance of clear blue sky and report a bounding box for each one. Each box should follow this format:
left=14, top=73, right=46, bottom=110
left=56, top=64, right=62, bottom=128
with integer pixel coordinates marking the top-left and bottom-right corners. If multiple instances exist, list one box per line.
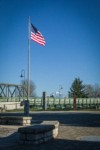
left=0, top=0, right=100, bottom=97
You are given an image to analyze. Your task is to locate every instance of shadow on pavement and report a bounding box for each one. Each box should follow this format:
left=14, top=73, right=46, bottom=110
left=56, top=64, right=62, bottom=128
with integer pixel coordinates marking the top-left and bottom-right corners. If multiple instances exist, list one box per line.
left=30, top=112, right=100, bottom=127
left=17, top=139, right=100, bottom=150
left=0, top=132, right=19, bottom=150
left=0, top=133, right=100, bottom=150
left=0, top=112, right=100, bottom=127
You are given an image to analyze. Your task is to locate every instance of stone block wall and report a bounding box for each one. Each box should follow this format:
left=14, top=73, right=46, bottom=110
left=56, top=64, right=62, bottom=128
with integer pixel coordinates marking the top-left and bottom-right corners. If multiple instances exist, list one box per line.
left=0, top=116, right=32, bottom=126
left=18, top=121, right=59, bottom=145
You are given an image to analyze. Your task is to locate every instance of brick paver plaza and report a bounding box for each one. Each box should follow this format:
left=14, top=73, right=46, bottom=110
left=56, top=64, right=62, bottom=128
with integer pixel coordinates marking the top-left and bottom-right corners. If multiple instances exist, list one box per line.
left=0, top=111, right=100, bottom=150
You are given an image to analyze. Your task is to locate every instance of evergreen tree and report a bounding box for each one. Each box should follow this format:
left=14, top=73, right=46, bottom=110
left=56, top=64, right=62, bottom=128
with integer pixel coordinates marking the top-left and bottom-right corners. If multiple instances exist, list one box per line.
left=69, top=77, right=87, bottom=98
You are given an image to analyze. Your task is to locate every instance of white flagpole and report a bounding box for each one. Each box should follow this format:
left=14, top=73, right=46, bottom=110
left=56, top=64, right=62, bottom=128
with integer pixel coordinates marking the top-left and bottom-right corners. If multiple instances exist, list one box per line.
left=24, top=16, right=31, bottom=116
left=24, top=16, right=30, bottom=116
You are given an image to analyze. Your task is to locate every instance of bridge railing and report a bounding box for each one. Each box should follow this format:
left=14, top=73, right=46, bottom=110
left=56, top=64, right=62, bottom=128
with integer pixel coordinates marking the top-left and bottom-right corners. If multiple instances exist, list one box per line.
left=29, top=97, right=100, bottom=110
left=0, top=96, right=100, bottom=110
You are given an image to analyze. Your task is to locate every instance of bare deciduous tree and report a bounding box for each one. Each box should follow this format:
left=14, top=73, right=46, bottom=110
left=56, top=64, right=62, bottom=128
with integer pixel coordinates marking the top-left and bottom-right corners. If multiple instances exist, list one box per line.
left=21, top=79, right=36, bottom=98
left=84, top=84, right=100, bottom=98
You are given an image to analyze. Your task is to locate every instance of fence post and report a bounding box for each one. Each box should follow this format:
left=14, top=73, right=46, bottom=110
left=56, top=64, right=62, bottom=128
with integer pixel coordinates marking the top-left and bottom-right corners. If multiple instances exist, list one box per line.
left=74, top=96, right=76, bottom=110
left=43, top=92, right=47, bottom=110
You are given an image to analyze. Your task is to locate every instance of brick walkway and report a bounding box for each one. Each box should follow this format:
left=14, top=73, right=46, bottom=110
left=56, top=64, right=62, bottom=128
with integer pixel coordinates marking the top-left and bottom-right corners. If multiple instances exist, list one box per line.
left=0, top=111, right=100, bottom=150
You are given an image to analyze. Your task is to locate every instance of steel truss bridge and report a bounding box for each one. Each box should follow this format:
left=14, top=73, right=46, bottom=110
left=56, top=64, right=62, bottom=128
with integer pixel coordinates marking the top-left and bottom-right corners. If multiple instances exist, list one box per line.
left=0, top=83, right=27, bottom=101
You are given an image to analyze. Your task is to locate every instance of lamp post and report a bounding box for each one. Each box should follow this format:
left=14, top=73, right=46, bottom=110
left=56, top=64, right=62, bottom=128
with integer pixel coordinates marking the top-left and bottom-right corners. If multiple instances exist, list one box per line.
left=20, top=69, right=29, bottom=116
left=59, top=85, right=63, bottom=105
left=20, top=69, right=25, bottom=97
left=68, top=91, right=71, bottom=98
left=20, top=69, right=25, bottom=84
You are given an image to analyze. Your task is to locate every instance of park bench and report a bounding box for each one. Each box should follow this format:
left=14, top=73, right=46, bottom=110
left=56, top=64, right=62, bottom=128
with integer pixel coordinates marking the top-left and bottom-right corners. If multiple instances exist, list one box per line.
left=0, top=116, right=32, bottom=126
left=18, top=121, right=59, bottom=145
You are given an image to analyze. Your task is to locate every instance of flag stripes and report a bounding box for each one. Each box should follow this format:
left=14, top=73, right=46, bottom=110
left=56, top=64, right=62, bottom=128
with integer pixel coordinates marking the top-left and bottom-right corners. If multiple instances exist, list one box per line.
left=31, top=23, right=46, bottom=46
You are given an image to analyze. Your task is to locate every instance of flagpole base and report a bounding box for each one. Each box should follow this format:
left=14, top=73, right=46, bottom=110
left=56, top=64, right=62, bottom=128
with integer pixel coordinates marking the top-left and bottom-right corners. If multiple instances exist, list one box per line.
left=24, top=100, right=29, bottom=116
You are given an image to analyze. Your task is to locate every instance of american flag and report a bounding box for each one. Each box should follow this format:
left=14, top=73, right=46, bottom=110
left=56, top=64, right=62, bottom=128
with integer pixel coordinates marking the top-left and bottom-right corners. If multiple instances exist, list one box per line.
left=31, top=23, right=46, bottom=46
